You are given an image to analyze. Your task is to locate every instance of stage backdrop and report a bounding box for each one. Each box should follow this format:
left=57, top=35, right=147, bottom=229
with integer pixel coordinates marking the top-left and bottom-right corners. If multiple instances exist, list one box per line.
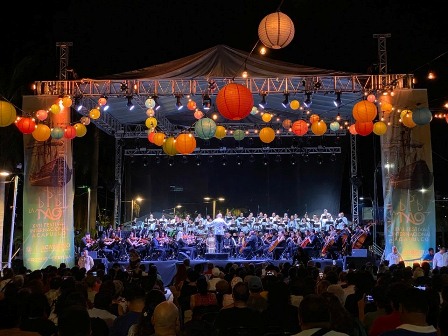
left=22, top=96, right=75, bottom=270
left=381, top=89, right=436, bottom=265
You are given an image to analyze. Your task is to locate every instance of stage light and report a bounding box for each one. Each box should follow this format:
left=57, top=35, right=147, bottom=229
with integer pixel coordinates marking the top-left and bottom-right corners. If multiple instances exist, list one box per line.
left=182, top=155, right=188, bottom=164
left=263, top=156, right=269, bottom=166
left=303, top=153, right=309, bottom=163
left=333, top=92, right=342, bottom=107
left=259, top=93, right=267, bottom=109
left=249, top=154, right=256, bottom=163
left=208, top=155, right=214, bottom=163
left=303, top=92, right=312, bottom=108
left=120, top=82, right=128, bottom=92
left=202, top=93, right=212, bottom=110
left=236, top=156, right=243, bottom=166
left=330, top=153, right=337, bottom=162
left=221, top=156, right=227, bottom=166
left=168, top=157, right=174, bottom=166
left=155, top=156, right=161, bottom=164
left=126, top=96, right=135, bottom=111
left=143, top=157, right=148, bottom=167
left=74, top=95, right=83, bottom=111
left=290, top=155, right=296, bottom=165
left=275, top=154, right=282, bottom=163
left=175, top=95, right=183, bottom=110
left=282, top=93, right=289, bottom=108
left=154, top=96, right=161, bottom=111
left=195, top=155, right=201, bottom=166
left=317, top=155, right=323, bottom=165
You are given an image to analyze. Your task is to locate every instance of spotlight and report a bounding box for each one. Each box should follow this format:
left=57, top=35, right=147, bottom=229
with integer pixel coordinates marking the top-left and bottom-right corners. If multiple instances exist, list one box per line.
left=275, top=154, right=282, bottom=163
left=290, top=155, right=296, bottom=165
left=249, top=154, right=256, bottom=163
left=236, top=156, right=243, bottom=166
left=317, top=155, right=323, bottom=165
left=74, top=95, right=83, bottom=112
left=303, top=92, right=312, bottom=108
left=120, top=82, right=128, bottom=92
left=153, top=96, right=161, bottom=111
left=175, top=95, right=183, bottom=110
left=195, top=155, right=201, bottom=166
left=168, top=157, right=174, bottom=166
left=259, top=93, right=267, bottom=109
left=130, top=156, right=135, bottom=164
left=263, top=156, right=269, bottom=166
left=143, top=157, right=148, bottom=167
left=334, top=92, right=342, bottom=107
left=126, top=96, right=135, bottom=111
left=202, top=94, right=212, bottom=110
left=330, top=153, right=337, bottom=162
left=282, top=93, right=289, bottom=108
left=314, top=81, right=322, bottom=90
left=303, top=153, right=309, bottom=163
left=208, top=155, right=214, bottom=163
left=182, top=155, right=188, bottom=164
left=155, top=156, right=161, bottom=164
left=221, top=156, right=227, bottom=166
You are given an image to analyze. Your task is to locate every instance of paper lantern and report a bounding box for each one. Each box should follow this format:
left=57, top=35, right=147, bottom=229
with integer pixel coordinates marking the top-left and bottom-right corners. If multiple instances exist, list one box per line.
left=89, top=108, right=100, bottom=120
left=98, top=97, right=107, bottom=106
left=153, top=132, right=166, bottom=146
left=64, top=125, right=77, bottom=139
left=309, top=114, right=320, bottom=124
left=74, top=123, right=87, bottom=137
left=15, top=117, right=36, bottom=134
left=32, top=124, right=51, bottom=141
left=145, top=98, right=156, bottom=109
left=352, top=101, right=377, bottom=121
left=259, top=127, right=275, bottom=143
left=216, top=83, right=253, bottom=120
left=400, top=110, right=416, bottom=128
left=367, top=94, right=376, bottom=103
left=233, top=129, right=245, bottom=141
left=62, top=97, right=72, bottom=108
left=215, top=125, right=226, bottom=139
left=162, top=137, right=178, bottom=156
left=148, top=131, right=156, bottom=143
left=289, top=100, right=300, bottom=110
left=145, top=117, right=158, bottom=129
left=355, top=121, right=374, bottom=136
left=445, top=114, right=448, bottom=124
left=195, top=117, right=216, bottom=140
left=187, top=100, right=197, bottom=111
left=311, top=120, right=327, bottom=136
left=258, top=11, right=295, bottom=49
left=349, top=124, right=358, bottom=135
left=175, top=133, right=197, bottom=155
left=35, top=109, right=48, bottom=121
left=146, top=108, right=155, bottom=117
left=373, top=121, right=387, bottom=135
left=50, top=104, right=61, bottom=114
left=412, top=107, right=432, bottom=125
left=0, top=101, right=17, bottom=127
left=380, top=101, right=393, bottom=114
left=282, top=119, right=292, bottom=129
left=261, top=113, right=272, bottom=122
left=250, top=106, right=259, bottom=115
left=194, top=110, right=204, bottom=120
left=51, top=127, right=64, bottom=139
left=291, top=120, right=308, bottom=136
left=81, top=116, right=91, bottom=125
left=329, top=121, right=340, bottom=132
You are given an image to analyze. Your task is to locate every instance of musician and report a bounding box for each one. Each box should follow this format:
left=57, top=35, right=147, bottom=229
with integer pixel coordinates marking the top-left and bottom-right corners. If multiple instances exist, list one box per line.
left=211, top=213, right=229, bottom=253
left=236, top=212, right=246, bottom=226
left=98, top=232, right=116, bottom=261
left=242, top=230, right=259, bottom=260
left=236, top=231, right=246, bottom=256
left=206, top=231, right=216, bottom=253
left=146, top=214, right=157, bottom=232
left=227, top=219, right=239, bottom=236
left=150, top=231, right=167, bottom=260
left=335, top=212, right=348, bottom=230
left=322, top=225, right=339, bottom=261
left=246, top=212, right=255, bottom=227
left=225, top=211, right=234, bottom=223
left=80, top=232, right=95, bottom=251
left=268, top=230, right=287, bottom=260
left=126, top=231, right=146, bottom=255
left=320, top=209, right=333, bottom=231
left=288, top=215, right=297, bottom=232
left=252, top=219, right=262, bottom=232
left=176, top=229, right=197, bottom=260
left=222, top=231, right=236, bottom=256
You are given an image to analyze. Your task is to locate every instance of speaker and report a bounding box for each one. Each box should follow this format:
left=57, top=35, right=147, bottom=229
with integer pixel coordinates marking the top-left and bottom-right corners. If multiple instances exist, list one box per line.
left=205, top=253, right=229, bottom=260
left=89, top=251, right=98, bottom=259
left=344, top=256, right=370, bottom=270
left=351, top=249, right=368, bottom=258
left=93, top=258, right=108, bottom=271
left=177, top=252, right=190, bottom=261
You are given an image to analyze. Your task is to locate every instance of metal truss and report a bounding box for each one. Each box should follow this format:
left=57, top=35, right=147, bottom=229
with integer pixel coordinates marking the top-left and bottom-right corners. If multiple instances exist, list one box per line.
left=113, top=139, right=123, bottom=227
left=124, top=146, right=341, bottom=156
left=350, top=134, right=359, bottom=226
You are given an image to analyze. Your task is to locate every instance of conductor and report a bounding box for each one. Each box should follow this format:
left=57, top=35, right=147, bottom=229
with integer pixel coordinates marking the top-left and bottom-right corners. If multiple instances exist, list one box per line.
left=211, top=213, right=228, bottom=253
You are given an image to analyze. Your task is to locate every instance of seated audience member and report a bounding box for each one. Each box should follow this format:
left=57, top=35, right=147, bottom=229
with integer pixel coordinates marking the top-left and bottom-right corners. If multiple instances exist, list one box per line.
left=190, top=276, right=218, bottom=311
left=58, top=305, right=92, bottom=336
left=127, top=289, right=166, bottom=336
left=151, top=301, right=180, bottom=336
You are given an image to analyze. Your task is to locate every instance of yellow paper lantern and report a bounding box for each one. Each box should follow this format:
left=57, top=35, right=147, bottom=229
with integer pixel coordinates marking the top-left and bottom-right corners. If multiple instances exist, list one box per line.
left=62, top=97, right=73, bottom=108
left=309, top=114, right=320, bottom=124
left=373, top=121, right=387, bottom=135
left=162, top=137, right=178, bottom=156
left=289, top=100, right=300, bottom=110
left=153, top=132, right=166, bottom=146
left=74, top=123, right=87, bottom=137
left=89, top=108, right=101, bottom=120
left=175, top=133, right=197, bottom=155
left=380, top=101, right=393, bottom=114
left=215, top=125, right=227, bottom=139
left=258, top=11, right=295, bottom=49
left=145, top=117, right=158, bottom=129
left=261, top=113, right=272, bottom=122
left=0, top=101, right=17, bottom=127
left=259, top=127, right=276, bottom=143
left=32, top=124, right=51, bottom=141
left=400, top=110, right=416, bottom=128
left=50, top=104, right=61, bottom=114
left=352, top=100, right=377, bottom=121
left=311, top=120, right=327, bottom=136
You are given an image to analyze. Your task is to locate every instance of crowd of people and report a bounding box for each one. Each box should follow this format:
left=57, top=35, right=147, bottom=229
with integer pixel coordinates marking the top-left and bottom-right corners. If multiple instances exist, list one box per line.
left=79, top=210, right=373, bottom=263
left=1, top=251, right=448, bottom=336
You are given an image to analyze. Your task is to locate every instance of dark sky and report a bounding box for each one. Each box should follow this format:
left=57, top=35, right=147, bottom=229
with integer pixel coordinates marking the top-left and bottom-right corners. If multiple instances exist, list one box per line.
left=1, top=0, right=447, bottom=220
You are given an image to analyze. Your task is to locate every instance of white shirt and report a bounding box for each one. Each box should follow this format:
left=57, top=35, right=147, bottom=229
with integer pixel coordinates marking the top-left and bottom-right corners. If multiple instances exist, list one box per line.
left=433, top=251, right=448, bottom=269
left=78, top=255, right=94, bottom=271
left=386, top=252, right=401, bottom=266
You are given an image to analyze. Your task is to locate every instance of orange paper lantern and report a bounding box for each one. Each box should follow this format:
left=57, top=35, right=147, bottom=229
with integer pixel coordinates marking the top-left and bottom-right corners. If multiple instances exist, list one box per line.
left=309, top=114, right=320, bottom=124
left=187, top=100, right=197, bottom=111
left=89, top=108, right=101, bottom=120
left=355, top=121, right=374, bottom=136
left=175, top=133, right=197, bottom=155
left=62, top=97, right=73, bottom=108
left=291, top=120, right=308, bottom=136
left=35, top=109, right=48, bottom=121
left=373, top=121, right=387, bottom=135
left=352, top=101, right=377, bottom=121
left=50, top=104, right=61, bottom=114
left=145, top=117, right=158, bottom=129
left=289, top=100, right=300, bottom=110
left=32, top=124, right=51, bottom=141
left=258, top=11, right=295, bottom=49
left=216, top=83, right=253, bottom=120
left=380, top=101, right=393, bottom=114
left=194, top=110, right=204, bottom=120
left=400, top=110, right=417, bottom=128
left=153, top=133, right=166, bottom=146
left=282, top=119, right=292, bottom=129
left=259, top=127, right=275, bottom=143
left=311, top=120, right=327, bottom=136
left=261, top=113, right=272, bottom=122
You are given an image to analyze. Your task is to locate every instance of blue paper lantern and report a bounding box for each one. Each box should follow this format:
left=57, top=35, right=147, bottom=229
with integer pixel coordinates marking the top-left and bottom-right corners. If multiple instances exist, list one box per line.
left=194, top=117, right=216, bottom=140
left=330, top=121, right=340, bottom=132
left=51, top=127, right=64, bottom=139
left=412, top=107, right=432, bottom=125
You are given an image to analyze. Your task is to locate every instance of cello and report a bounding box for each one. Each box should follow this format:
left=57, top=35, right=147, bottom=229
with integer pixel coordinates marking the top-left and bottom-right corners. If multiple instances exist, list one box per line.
left=351, top=222, right=375, bottom=249
left=321, top=237, right=335, bottom=257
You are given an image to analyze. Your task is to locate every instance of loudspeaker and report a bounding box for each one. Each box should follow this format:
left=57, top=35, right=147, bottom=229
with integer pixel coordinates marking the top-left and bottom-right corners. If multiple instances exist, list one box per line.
left=205, top=253, right=229, bottom=260
left=89, top=251, right=98, bottom=259
left=344, top=256, right=370, bottom=270
left=93, top=258, right=108, bottom=271
left=351, top=249, right=368, bottom=258
left=177, top=252, right=190, bottom=261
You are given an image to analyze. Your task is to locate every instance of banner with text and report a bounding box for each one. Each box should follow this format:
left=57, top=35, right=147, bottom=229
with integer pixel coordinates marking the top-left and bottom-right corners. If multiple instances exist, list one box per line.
left=22, top=96, right=74, bottom=270
left=381, top=89, right=436, bottom=265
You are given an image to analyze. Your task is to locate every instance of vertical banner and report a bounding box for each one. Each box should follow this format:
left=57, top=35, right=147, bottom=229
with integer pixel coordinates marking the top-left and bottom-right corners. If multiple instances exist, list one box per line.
left=381, top=89, right=436, bottom=265
left=22, top=96, right=75, bottom=269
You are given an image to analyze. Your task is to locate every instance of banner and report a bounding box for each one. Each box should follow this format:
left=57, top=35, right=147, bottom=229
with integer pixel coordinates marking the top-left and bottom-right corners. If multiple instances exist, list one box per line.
left=22, top=96, right=75, bottom=270
left=381, top=89, right=436, bottom=265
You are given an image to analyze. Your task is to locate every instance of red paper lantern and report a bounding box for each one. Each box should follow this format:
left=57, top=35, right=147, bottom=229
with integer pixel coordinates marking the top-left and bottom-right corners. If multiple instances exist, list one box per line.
left=355, top=121, right=374, bottom=136
left=148, top=131, right=156, bottom=143
left=175, top=133, right=197, bottom=155
left=291, top=120, right=308, bottom=136
left=216, top=83, right=253, bottom=120
left=64, top=125, right=77, bottom=139
left=15, top=117, right=36, bottom=134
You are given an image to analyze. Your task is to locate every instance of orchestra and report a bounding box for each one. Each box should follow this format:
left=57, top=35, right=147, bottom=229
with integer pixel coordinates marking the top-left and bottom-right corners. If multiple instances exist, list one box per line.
left=77, top=210, right=371, bottom=262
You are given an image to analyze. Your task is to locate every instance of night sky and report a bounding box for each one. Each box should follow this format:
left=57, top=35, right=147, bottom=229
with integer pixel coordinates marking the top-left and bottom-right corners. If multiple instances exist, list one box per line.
left=1, top=0, right=447, bottom=222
